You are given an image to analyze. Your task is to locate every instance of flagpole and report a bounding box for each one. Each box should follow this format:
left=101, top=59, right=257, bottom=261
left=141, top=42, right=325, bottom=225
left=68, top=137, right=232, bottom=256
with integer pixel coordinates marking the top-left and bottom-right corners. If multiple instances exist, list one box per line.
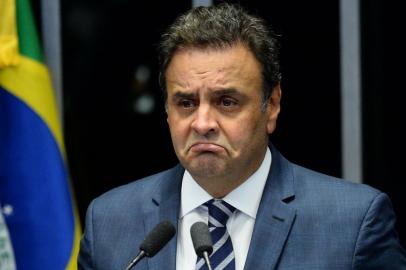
left=41, top=0, right=63, bottom=125
left=340, top=0, right=362, bottom=183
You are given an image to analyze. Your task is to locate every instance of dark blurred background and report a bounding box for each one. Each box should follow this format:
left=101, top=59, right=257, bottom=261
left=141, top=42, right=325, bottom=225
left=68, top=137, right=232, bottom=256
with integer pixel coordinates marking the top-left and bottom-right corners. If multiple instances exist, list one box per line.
left=49, top=0, right=404, bottom=246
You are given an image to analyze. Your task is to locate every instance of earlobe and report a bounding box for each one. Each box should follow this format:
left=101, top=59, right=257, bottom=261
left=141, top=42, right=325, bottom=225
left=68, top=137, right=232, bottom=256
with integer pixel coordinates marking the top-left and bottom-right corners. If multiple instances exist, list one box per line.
left=166, top=104, right=170, bottom=124
left=266, top=84, right=282, bottom=134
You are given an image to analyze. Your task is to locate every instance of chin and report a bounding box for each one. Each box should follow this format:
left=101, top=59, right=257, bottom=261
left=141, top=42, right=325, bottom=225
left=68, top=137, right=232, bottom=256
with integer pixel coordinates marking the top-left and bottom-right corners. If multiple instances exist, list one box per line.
left=186, top=157, right=227, bottom=179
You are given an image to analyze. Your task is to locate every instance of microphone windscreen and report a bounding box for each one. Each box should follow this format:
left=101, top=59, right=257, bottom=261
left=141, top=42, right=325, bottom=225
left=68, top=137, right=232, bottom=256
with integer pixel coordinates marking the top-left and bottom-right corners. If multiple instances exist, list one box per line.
left=140, top=220, right=176, bottom=257
left=190, top=222, right=213, bottom=257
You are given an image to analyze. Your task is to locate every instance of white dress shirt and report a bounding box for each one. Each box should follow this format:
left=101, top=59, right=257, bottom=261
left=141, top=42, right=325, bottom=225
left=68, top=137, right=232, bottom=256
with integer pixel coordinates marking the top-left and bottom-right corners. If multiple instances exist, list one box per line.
left=176, top=147, right=272, bottom=270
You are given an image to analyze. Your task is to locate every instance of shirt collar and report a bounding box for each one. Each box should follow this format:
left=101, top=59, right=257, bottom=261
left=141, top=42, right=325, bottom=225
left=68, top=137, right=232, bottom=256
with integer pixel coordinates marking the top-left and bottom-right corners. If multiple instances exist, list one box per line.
left=180, top=147, right=272, bottom=219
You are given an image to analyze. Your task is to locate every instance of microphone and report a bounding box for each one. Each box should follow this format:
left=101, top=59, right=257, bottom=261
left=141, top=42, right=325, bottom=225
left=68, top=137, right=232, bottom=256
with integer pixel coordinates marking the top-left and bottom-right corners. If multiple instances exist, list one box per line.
left=190, top=222, right=213, bottom=270
left=125, top=220, right=176, bottom=270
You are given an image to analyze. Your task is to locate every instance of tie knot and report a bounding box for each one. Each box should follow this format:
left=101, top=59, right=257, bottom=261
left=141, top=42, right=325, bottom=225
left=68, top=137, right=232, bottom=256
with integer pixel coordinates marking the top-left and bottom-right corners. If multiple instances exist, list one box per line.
left=204, top=199, right=236, bottom=227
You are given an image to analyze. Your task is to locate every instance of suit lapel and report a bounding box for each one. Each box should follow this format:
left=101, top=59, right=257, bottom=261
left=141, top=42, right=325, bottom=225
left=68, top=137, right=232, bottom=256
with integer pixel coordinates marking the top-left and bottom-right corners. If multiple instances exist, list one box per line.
left=144, top=165, right=184, bottom=270
left=244, top=197, right=296, bottom=269
left=244, top=146, right=297, bottom=270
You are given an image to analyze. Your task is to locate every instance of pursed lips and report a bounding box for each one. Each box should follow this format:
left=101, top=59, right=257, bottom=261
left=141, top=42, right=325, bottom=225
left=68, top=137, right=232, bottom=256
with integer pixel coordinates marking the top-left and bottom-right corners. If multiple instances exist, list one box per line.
left=188, top=142, right=224, bottom=153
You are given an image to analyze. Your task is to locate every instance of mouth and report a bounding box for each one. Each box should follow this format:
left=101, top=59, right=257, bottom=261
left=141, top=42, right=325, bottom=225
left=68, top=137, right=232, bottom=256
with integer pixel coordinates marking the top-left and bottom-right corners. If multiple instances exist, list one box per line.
left=189, top=142, right=224, bottom=153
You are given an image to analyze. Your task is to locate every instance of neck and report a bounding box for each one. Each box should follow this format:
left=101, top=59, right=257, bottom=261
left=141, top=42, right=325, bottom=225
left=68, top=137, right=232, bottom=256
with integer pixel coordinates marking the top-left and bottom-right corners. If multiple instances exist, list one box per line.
left=195, top=176, right=244, bottom=198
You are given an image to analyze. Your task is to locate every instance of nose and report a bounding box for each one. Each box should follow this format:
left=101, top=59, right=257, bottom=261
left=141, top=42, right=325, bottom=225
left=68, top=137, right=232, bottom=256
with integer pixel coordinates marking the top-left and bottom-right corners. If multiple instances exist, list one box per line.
left=190, top=104, right=218, bottom=136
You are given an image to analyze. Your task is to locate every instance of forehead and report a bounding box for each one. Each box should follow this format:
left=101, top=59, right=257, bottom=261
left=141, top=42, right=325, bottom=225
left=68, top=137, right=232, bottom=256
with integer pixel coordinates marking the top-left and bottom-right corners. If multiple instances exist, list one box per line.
left=165, top=43, right=263, bottom=93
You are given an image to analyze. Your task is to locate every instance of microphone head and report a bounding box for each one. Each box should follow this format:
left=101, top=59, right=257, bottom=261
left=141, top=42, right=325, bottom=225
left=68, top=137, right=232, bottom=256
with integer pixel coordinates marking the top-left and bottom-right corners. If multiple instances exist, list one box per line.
left=140, top=220, right=176, bottom=257
left=190, top=222, right=213, bottom=257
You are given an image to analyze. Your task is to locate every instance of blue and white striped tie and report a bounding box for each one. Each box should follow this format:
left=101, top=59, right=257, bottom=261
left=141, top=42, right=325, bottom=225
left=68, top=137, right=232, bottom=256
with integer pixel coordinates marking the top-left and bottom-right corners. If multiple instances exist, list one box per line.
left=196, top=199, right=236, bottom=270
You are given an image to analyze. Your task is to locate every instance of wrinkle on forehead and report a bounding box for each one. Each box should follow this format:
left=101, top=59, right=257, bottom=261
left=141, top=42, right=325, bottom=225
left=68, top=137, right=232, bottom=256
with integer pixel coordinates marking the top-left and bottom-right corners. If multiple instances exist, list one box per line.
left=165, top=43, right=262, bottom=94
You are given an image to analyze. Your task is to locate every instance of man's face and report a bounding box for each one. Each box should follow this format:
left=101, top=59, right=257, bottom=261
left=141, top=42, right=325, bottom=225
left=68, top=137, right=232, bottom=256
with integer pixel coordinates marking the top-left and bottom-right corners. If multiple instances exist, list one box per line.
left=165, top=43, right=281, bottom=188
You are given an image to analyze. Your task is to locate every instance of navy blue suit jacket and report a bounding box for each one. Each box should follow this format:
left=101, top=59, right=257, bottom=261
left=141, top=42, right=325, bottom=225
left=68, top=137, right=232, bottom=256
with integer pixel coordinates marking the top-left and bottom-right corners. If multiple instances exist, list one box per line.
left=78, top=147, right=406, bottom=269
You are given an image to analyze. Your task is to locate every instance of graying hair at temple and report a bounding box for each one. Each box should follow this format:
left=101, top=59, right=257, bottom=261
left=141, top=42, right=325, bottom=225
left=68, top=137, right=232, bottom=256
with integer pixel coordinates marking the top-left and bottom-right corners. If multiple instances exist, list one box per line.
left=158, top=3, right=282, bottom=107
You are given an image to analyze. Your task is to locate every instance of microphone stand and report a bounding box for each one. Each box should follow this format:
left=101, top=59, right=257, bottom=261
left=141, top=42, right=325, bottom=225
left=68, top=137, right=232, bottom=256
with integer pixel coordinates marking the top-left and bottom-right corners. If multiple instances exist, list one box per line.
left=124, top=250, right=146, bottom=270
left=202, top=251, right=213, bottom=270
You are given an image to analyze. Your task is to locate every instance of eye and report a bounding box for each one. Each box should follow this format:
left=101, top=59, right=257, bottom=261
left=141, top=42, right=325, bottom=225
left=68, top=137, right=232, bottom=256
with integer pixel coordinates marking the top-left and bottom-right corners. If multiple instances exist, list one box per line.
left=178, top=99, right=196, bottom=108
left=220, top=97, right=237, bottom=107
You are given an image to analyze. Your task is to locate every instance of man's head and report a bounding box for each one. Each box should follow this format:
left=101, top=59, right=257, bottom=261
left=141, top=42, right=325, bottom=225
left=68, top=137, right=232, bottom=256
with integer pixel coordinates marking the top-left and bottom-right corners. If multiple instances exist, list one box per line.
left=159, top=3, right=281, bottom=107
left=161, top=4, right=282, bottom=197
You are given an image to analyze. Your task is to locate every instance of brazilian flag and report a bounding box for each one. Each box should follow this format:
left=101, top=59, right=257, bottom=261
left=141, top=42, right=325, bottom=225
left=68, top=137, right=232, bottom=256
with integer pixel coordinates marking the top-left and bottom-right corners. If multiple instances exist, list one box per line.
left=0, top=0, right=81, bottom=269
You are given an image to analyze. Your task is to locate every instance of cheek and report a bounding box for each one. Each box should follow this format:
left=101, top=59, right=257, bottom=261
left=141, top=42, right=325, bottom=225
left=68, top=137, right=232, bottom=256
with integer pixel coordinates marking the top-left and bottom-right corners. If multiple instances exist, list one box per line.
left=168, top=119, right=189, bottom=146
left=224, top=115, right=267, bottom=146
left=222, top=120, right=254, bottom=147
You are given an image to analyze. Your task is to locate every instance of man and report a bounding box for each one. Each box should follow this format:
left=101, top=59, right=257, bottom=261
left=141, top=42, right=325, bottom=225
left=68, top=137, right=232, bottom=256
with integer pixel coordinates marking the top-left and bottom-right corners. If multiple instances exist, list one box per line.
left=78, top=3, right=406, bottom=270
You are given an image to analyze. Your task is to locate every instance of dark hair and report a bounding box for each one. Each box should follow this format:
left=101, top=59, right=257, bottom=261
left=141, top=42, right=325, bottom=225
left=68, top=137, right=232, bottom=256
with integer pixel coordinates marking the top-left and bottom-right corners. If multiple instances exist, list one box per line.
left=158, top=3, right=281, bottom=105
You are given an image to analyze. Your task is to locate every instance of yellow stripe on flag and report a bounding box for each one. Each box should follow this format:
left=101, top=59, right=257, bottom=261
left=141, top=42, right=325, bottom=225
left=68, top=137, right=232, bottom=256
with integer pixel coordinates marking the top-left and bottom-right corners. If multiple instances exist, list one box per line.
left=0, top=0, right=20, bottom=68
left=67, top=220, right=81, bottom=270
left=0, top=55, right=63, bottom=152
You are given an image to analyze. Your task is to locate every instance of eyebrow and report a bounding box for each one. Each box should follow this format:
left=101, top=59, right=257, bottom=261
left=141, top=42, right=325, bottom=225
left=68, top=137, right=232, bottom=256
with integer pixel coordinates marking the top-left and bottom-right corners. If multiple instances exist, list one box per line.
left=211, top=88, right=241, bottom=97
left=172, top=88, right=243, bottom=99
left=172, top=92, right=196, bottom=101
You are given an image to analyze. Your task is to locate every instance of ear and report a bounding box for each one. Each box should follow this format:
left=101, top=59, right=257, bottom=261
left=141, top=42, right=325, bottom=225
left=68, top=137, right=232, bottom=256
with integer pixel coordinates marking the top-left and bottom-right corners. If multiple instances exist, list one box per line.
left=266, top=83, right=282, bottom=134
left=165, top=103, right=170, bottom=123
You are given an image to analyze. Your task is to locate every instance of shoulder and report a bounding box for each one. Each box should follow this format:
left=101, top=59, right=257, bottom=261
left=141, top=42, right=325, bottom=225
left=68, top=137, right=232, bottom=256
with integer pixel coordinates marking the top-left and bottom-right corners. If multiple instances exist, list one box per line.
left=270, top=145, right=380, bottom=206
left=89, top=164, right=183, bottom=215
left=288, top=163, right=386, bottom=223
left=292, top=163, right=379, bottom=197
left=292, top=163, right=380, bottom=203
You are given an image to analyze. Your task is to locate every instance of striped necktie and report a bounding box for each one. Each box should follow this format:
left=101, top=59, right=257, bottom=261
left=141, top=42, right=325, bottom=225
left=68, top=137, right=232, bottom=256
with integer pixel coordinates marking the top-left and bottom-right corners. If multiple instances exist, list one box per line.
left=196, top=199, right=236, bottom=270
